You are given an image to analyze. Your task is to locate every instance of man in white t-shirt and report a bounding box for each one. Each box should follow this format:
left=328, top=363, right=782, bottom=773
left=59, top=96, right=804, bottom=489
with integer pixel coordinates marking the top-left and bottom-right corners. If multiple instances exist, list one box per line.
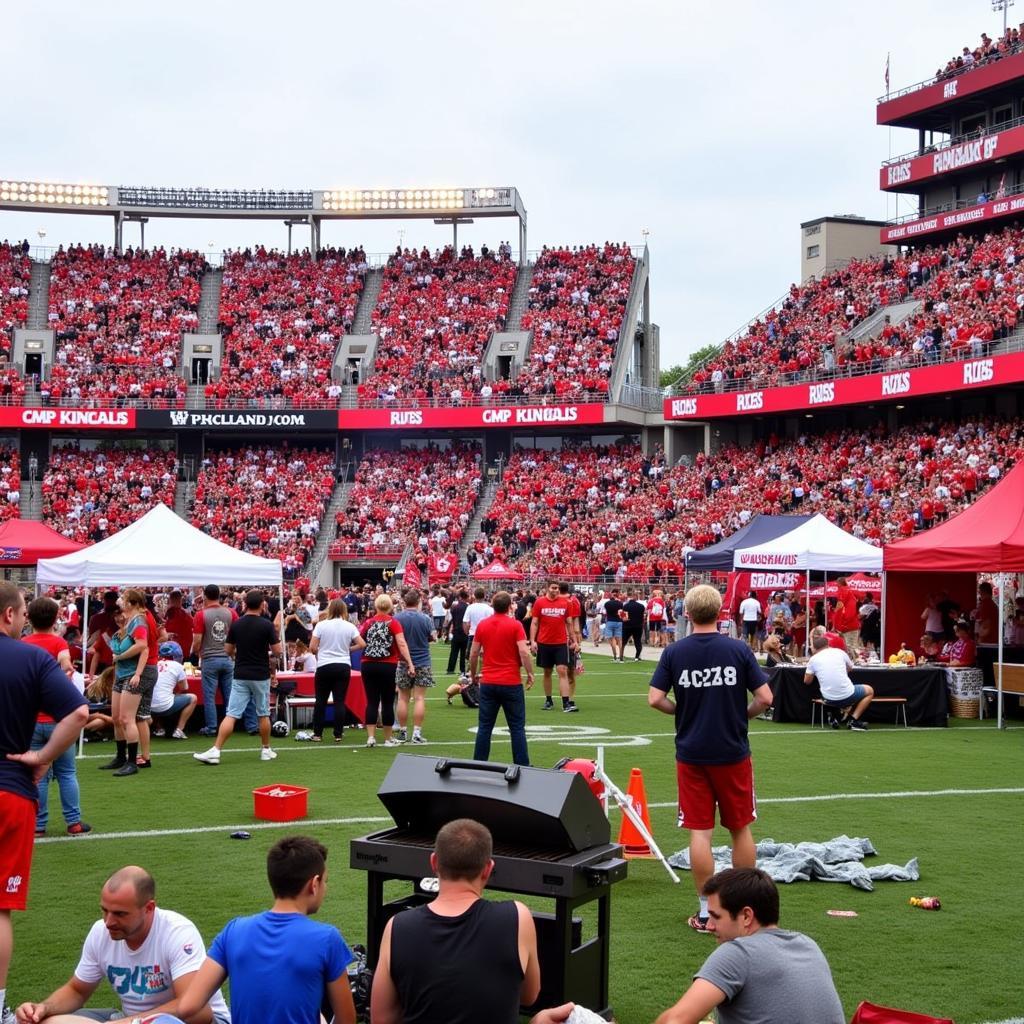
left=428, top=591, right=448, bottom=635
left=738, top=592, right=762, bottom=650
left=803, top=633, right=874, bottom=731
left=149, top=642, right=197, bottom=740
left=13, top=865, right=230, bottom=1024
left=463, top=588, right=494, bottom=639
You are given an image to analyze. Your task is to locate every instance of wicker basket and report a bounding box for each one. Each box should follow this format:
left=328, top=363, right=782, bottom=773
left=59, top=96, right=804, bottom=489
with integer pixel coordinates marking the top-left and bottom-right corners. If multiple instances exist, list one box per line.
left=949, top=695, right=980, bottom=719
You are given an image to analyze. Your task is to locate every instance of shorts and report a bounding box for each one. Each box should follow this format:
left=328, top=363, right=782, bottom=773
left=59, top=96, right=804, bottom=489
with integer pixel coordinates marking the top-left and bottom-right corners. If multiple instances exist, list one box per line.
left=396, top=663, right=436, bottom=689
left=0, top=789, right=37, bottom=910
left=114, top=664, right=158, bottom=719
left=433, top=617, right=445, bottom=631
left=825, top=683, right=870, bottom=706
left=676, top=757, right=757, bottom=832
left=226, top=678, right=271, bottom=719
left=151, top=693, right=195, bottom=718
left=603, top=622, right=622, bottom=639
left=742, top=621, right=758, bottom=639
left=649, top=620, right=664, bottom=632
left=536, top=643, right=569, bottom=669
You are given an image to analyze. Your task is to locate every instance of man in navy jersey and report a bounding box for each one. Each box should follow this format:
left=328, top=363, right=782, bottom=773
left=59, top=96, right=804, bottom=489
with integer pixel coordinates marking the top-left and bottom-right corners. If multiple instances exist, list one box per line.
left=648, top=585, right=773, bottom=934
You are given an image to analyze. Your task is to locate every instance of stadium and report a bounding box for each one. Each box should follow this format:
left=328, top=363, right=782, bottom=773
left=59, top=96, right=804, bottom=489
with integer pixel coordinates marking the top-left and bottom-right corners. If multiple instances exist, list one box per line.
left=1, top=4, right=1022, bottom=1024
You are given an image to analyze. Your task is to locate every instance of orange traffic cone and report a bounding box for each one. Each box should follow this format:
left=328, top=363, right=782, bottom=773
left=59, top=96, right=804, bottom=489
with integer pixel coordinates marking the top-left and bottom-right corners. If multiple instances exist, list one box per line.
left=617, top=767, right=655, bottom=858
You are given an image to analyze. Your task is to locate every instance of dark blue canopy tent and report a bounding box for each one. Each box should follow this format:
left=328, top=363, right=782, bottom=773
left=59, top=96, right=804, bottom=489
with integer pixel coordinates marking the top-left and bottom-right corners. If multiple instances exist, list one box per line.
left=684, top=514, right=815, bottom=573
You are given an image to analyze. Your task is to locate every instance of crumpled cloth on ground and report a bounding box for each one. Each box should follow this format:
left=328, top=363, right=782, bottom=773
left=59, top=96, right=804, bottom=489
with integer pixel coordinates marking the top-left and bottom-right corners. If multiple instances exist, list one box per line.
left=667, top=835, right=919, bottom=891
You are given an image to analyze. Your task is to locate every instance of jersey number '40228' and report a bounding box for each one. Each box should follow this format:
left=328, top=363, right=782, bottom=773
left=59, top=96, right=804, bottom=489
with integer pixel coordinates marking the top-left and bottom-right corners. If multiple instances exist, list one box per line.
left=675, top=666, right=738, bottom=688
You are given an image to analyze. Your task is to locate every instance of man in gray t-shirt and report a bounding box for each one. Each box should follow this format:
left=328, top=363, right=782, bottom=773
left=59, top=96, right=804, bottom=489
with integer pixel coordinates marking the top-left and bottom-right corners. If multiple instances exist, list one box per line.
left=394, top=589, right=437, bottom=745
left=653, top=868, right=844, bottom=1024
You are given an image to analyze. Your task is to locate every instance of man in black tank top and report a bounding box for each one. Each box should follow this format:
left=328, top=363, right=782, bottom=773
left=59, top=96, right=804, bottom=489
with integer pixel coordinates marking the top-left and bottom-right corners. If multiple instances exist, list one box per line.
left=371, top=818, right=540, bottom=1024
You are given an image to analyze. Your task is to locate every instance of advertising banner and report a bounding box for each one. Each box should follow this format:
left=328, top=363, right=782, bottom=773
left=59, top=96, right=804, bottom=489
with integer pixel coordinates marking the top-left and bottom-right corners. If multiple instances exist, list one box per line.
left=0, top=408, right=137, bottom=430
left=881, top=192, right=1024, bottom=243
left=337, top=403, right=607, bottom=430
left=881, top=124, right=1024, bottom=190
left=136, top=409, right=340, bottom=430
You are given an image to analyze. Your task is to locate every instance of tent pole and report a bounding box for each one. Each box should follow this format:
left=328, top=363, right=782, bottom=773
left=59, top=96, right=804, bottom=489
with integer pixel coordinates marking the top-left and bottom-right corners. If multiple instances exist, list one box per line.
left=880, top=571, right=887, bottom=662
left=279, top=583, right=286, bottom=670
left=805, top=569, right=811, bottom=657
left=823, top=571, right=828, bottom=631
left=998, top=572, right=1005, bottom=730
left=78, top=587, right=89, bottom=759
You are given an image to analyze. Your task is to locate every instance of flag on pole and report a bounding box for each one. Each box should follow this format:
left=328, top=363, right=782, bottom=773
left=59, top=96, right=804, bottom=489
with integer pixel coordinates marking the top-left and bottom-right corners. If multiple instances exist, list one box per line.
left=403, top=560, right=422, bottom=590
left=996, top=173, right=1007, bottom=199
left=885, top=53, right=890, bottom=95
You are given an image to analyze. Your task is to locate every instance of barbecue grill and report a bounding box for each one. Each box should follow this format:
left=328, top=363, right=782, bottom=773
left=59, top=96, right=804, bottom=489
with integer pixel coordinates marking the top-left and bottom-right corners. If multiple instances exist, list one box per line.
left=350, top=755, right=628, bottom=1018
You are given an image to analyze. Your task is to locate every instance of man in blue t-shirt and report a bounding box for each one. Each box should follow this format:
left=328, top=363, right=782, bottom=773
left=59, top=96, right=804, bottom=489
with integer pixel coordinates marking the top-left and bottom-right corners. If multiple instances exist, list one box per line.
left=174, top=835, right=356, bottom=1024
left=0, top=581, right=88, bottom=1022
left=394, top=588, right=437, bottom=744
left=648, top=585, right=773, bottom=935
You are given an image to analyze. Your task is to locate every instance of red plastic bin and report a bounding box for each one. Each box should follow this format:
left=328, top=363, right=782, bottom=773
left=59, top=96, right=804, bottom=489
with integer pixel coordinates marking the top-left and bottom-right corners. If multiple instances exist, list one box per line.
left=253, top=784, right=309, bottom=822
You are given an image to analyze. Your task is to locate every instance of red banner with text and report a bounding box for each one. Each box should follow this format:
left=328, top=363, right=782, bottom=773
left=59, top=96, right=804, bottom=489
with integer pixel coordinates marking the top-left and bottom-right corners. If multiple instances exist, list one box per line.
left=664, top=351, right=1024, bottom=421
left=338, top=404, right=607, bottom=430
left=881, top=192, right=1024, bottom=243
left=0, top=408, right=137, bottom=430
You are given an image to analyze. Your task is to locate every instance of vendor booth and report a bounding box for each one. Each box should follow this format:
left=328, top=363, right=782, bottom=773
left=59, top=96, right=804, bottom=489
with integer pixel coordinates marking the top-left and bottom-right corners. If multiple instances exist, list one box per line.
left=0, top=519, right=86, bottom=565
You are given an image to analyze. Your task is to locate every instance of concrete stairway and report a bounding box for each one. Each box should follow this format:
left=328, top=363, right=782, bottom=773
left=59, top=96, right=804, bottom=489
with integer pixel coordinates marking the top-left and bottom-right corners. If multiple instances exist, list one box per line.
left=842, top=299, right=921, bottom=346
left=458, top=475, right=500, bottom=563
left=350, top=268, right=384, bottom=335
left=18, top=479, right=42, bottom=521
left=504, top=262, right=535, bottom=331
left=305, top=479, right=352, bottom=588
left=197, top=267, right=224, bottom=333
left=174, top=481, right=190, bottom=518
left=186, top=384, right=206, bottom=409
left=27, top=260, right=52, bottom=329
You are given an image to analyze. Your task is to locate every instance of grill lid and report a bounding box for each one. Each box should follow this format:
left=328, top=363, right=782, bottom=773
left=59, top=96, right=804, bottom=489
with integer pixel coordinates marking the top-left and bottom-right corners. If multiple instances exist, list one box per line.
left=375, top=755, right=610, bottom=853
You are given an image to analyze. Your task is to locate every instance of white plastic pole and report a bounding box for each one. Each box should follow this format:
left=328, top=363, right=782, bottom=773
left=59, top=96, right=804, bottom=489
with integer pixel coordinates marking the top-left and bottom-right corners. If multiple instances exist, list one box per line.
left=997, top=572, right=1005, bottom=730
left=78, top=587, right=89, bottom=759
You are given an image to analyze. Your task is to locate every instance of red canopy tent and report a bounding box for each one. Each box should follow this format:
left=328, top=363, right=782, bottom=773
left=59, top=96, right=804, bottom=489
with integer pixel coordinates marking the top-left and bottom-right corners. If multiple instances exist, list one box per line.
left=0, top=520, right=86, bottom=565
left=471, top=560, right=525, bottom=581
left=883, top=460, right=1024, bottom=727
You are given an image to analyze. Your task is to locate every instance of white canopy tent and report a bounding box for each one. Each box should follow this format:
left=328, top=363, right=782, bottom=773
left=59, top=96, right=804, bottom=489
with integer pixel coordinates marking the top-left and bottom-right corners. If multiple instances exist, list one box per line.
left=734, top=514, right=884, bottom=654
left=37, top=503, right=284, bottom=757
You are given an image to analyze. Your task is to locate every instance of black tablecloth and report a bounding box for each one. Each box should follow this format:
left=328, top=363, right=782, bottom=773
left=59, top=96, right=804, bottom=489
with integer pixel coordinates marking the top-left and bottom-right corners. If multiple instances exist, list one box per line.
left=768, top=665, right=948, bottom=727
left=977, top=645, right=1024, bottom=687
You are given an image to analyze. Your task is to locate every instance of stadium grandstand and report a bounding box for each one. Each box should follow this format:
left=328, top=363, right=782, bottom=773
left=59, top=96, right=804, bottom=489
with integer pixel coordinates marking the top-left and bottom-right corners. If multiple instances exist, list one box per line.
left=6, top=36, right=1024, bottom=594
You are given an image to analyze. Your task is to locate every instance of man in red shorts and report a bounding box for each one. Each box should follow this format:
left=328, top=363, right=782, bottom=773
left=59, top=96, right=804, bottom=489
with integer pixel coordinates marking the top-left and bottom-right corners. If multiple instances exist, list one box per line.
left=0, top=581, right=88, bottom=1020
left=647, top=584, right=773, bottom=934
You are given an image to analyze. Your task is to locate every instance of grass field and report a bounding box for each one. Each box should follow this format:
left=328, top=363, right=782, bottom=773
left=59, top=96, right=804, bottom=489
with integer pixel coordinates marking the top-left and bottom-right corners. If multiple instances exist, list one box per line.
left=10, top=648, right=1024, bottom=1023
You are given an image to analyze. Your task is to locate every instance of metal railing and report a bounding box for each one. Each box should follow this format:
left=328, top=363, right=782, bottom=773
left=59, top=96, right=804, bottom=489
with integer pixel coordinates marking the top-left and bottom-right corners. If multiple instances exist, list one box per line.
left=877, top=42, right=1024, bottom=105
left=887, top=178, right=1024, bottom=225
left=670, top=326, right=1024, bottom=397
left=882, top=112, right=1024, bottom=166
left=618, top=383, right=664, bottom=411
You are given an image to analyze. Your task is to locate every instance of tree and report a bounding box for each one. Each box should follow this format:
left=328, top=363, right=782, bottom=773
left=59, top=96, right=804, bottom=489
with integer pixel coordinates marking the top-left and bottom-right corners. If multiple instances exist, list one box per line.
left=660, top=344, right=720, bottom=389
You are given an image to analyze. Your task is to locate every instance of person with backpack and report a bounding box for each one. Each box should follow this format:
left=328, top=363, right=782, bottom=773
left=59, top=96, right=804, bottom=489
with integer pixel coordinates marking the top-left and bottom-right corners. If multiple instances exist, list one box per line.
left=358, top=595, right=415, bottom=749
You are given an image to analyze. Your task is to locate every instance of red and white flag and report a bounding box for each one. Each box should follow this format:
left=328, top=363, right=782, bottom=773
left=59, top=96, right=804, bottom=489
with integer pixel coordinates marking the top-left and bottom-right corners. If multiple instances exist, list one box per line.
left=403, top=561, right=422, bottom=589
left=885, top=53, right=890, bottom=94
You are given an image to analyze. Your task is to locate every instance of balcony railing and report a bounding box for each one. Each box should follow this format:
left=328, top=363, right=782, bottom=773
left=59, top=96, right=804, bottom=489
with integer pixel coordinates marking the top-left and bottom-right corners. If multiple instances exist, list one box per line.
left=877, top=41, right=1024, bottom=105
left=882, top=111, right=1024, bottom=167
left=886, top=178, right=1024, bottom=226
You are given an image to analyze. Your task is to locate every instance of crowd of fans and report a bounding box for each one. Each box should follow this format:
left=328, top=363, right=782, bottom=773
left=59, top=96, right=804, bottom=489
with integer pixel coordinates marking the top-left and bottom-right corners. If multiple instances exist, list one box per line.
left=1, top=240, right=30, bottom=342
left=0, top=442, right=20, bottom=521
left=190, top=445, right=336, bottom=576
left=41, top=445, right=179, bottom=542
left=469, top=417, right=1023, bottom=579
left=331, top=443, right=482, bottom=560
left=935, top=26, right=1024, bottom=81
left=685, top=224, right=1024, bottom=394
left=359, top=246, right=516, bottom=404
left=517, top=243, right=635, bottom=400
left=210, top=247, right=367, bottom=406
left=44, top=245, right=205, bottom=406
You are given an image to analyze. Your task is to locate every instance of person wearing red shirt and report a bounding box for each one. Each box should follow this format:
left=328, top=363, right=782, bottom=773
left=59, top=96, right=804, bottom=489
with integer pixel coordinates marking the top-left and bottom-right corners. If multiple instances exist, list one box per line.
left=470, top=591, right=534, bottom=766
left=832, top=579, right=862, bottom=653
left=530, top=581, right=575, bottom=713
left=162, top=590, right=194, bottom=657
left=558, top=582, right=584, bottom=710
left=646, top=588, right=668, bottom=649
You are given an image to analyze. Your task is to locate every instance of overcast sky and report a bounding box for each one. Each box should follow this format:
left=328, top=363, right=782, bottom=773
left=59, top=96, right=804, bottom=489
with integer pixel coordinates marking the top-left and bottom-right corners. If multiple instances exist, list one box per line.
left=0, top=0, right=1007, bottom=368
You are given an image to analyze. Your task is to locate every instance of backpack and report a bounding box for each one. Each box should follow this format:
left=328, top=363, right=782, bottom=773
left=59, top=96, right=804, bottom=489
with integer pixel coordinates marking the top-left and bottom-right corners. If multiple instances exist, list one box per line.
left=460, top=680, right=480, bottom=708
left=362, top=618, right=395, bottom=660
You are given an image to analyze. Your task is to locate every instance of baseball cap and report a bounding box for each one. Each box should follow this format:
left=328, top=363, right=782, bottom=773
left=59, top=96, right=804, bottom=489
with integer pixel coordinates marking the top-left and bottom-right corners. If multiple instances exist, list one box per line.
left=159, top=641, right=183, bottom=660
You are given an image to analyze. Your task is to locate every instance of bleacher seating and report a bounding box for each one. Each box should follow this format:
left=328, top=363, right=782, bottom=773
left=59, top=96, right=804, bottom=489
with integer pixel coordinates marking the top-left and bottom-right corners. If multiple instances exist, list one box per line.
left=359, top=246, right=515, bottom=403
left=0, top=240, right=30, bottom=342
left=331, top=443, right=481, bottom=559
left=935, top=26, right=1023, bottom=80
left=191, top=446, right=335, bottom=576
left=0, top=443, right=21, bottom=521
left=210, top=247, right=366, bottom=407
left=518, top=244, right=635, bottom=400
left=44, top=245, right=204, bottom=406
left=41, top=446, right=178, bottom=542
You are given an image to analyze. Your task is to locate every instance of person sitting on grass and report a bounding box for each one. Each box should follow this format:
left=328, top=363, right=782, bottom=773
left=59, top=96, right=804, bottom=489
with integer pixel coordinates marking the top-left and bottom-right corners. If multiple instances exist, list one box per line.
left=803, top=632, right=874, bottom=730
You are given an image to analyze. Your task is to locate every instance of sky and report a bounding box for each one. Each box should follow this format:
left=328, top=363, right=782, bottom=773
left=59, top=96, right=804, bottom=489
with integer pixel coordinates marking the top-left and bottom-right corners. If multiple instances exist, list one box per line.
left=0, top=0, right=1010, bottom=370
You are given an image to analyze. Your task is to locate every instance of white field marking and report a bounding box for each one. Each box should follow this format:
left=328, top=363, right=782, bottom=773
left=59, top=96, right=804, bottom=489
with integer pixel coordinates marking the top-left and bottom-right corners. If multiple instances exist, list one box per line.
left=34, top=814, right=393, bottom=845
left=975, top=1018, right=1024, bottom=1023
left=647, top=786, right=1024, bottom=810
left=425, top=692, right=648, bottom=702
left=74, top=722, right=1012, bottom=762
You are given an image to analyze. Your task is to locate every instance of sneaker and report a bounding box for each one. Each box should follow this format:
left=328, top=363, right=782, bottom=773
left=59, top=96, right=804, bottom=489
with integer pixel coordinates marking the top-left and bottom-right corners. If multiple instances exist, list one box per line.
left=172, top=729, right=188, bottom=740
left=35, top=828, right=46, bottom=837
left=198, top=726, right=218, bottom=737
left=99, top=757, right=126, bottom=770
left=542, top=698, right=554, bottom=710
left=260, top=747, right=277, bottom=760
left=3, top=1006, right=17, bottom=1024
left=366, top=736, right=377, bottom=748
left=633, top=657, right=642, bottom=662
left=383, top=738, right=401, bottom=747
left=67, top=821, right=92, bottom=835
left=193, top=747, right=221, bottom=765
left=395, top=728, right=408, bottom=743
left=112, top=762, right=139, bottom=777
left=563, top=702, right=579, bottom=713
left=151, top=727, right=166, bottom=738
left=848, top=718, right=869, bottom=731
left=687, top=913, right=712, bottom=934
left=411, top=734, right=427, bottom=744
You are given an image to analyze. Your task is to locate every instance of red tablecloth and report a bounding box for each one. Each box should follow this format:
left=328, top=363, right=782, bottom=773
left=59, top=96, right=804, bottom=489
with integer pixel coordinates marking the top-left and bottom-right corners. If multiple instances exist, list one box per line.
left=186, top=670, right=367, bottom=720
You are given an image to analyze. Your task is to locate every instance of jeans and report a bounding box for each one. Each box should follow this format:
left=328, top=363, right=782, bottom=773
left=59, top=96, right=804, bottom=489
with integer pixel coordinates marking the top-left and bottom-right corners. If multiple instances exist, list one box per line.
left=201, top=655, right=257, bottom=732
left=473, top=684, right=529, bottom=766
left=32, top=722, right=81, bottom=829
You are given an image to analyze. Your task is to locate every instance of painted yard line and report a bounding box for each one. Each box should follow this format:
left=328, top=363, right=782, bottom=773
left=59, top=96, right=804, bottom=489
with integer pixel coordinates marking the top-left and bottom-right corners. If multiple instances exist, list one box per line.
left=648, top=786, right=1024, bottom=809
left=73, top=722, right=1010, bottom=762
left=35, top=814, right=393, bottom=844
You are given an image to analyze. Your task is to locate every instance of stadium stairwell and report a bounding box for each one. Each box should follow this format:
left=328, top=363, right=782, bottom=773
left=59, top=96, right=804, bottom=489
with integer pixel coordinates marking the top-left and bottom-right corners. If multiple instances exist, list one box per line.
left=351, top=266, right=384, bottom=335
left=26, top=259, right=51, bottom=329
left=18, top=477, right=41, bottom=521
left=307, top=477, right=352, bottom=587
left=459, top=470, right=501, bottom=565
left=197, top=266, right=224, bottom=333
left=504, top=260, right=536, bottom=331
left=841, top=299, right=922, bottom=347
